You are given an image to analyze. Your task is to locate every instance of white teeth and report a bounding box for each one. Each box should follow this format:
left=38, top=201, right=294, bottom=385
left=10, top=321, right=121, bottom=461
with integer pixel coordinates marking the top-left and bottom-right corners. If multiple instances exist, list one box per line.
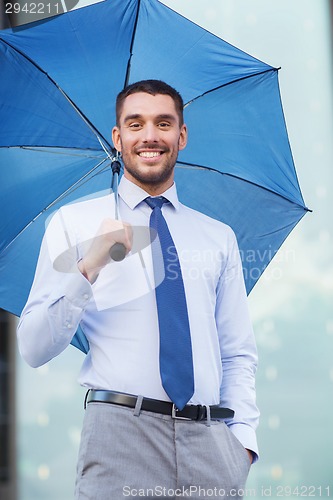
left=138, top=151, right=161, bottom=158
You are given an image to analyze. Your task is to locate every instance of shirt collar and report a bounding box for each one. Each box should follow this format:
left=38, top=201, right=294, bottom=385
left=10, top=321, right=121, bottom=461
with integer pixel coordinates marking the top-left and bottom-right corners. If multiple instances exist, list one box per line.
left=118, top=176, right=180, bottom=211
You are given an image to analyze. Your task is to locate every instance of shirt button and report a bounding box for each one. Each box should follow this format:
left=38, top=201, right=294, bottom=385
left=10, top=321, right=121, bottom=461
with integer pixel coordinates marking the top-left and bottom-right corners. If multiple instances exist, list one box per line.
left=83, top=294, right=89, bottom=300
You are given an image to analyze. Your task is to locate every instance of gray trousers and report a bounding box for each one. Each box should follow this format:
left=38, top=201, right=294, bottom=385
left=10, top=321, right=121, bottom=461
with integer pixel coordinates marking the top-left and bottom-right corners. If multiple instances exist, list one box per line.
left=75, top=401, right=251, bottom=499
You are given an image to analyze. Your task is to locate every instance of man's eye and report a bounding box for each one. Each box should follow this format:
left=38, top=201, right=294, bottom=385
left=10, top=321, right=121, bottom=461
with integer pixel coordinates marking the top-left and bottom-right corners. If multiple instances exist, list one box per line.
left=129, top=123, right=142, bottom=129
left=158, top=122, right=171, bottom=128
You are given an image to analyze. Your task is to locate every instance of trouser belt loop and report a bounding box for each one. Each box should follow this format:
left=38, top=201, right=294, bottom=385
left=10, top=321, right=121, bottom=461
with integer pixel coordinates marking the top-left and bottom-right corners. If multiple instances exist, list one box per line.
left=205, top=405, right=211, bottom=427
left=84, top=389, right=91, bottom=410
left=133, top=395, right=144, bottom=417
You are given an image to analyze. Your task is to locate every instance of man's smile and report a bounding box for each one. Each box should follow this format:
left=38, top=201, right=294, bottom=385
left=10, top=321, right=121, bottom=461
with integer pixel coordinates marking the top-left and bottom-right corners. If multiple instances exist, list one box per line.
left=138, top=151, right=163, bottom=158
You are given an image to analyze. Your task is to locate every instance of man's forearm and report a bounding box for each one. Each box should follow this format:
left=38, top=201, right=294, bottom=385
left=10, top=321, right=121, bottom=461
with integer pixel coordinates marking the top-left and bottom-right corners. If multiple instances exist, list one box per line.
left=17, top=272, right=91, bottom=367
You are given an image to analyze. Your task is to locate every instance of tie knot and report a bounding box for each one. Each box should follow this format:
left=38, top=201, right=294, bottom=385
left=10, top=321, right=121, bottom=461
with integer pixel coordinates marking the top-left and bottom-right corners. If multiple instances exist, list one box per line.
left=145, top=196, right=168, bottom=210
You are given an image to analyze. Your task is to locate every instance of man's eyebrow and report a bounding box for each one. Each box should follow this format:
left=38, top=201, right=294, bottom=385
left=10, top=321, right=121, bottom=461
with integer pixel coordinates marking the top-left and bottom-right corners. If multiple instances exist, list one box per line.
left=123, top=113, right=177, bottom=122
left=155, top=114, right=177, bottom=122
left=123, top=114, right=142, bottom=122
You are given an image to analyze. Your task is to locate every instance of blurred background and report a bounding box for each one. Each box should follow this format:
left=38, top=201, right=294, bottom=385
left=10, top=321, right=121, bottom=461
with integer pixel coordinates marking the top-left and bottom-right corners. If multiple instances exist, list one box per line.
left=1, top=1, right=332, bottom=499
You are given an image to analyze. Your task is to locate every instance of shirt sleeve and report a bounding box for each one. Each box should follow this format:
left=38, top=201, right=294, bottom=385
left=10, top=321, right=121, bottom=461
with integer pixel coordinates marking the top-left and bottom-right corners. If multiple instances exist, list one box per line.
left=17, top=208, right=92, bottom=368
left=215, top=227, right=260, bottom=462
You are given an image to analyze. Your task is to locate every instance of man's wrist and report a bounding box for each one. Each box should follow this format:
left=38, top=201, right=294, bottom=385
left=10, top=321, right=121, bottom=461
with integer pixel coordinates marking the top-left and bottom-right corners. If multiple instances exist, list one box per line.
left=78, top=259, right=99, bottom=284
left=245, top=448, right=254, bottom=464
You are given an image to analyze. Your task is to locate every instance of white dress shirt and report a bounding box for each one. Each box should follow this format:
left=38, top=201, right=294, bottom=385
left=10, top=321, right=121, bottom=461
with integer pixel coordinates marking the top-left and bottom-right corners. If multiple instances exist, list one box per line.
left=17, top=176, right=259, bottom=457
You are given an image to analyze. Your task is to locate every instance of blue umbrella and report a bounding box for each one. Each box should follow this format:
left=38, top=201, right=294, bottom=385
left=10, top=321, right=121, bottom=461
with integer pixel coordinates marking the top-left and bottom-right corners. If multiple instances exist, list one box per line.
left=0, top=0, right=309, bottom=353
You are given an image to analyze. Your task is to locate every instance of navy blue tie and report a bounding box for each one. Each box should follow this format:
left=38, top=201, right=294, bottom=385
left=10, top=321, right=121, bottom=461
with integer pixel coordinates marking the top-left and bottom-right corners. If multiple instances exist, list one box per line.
left=145, top=196, right=194, bottom=410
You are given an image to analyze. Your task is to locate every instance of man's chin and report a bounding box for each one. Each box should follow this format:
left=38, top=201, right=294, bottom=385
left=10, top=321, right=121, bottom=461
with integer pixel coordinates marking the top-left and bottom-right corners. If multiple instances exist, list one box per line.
left=126, top=165, right=174, bottom=186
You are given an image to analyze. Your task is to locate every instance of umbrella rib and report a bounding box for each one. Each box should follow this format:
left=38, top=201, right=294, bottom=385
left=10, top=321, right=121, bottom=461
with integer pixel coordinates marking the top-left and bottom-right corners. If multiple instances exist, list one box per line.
left=0, top=156, right=110, bottom=257
left=160, top=0, right=276, bottom=72
left=182, top=67, right=308, bottom=211
left=2, top=145, right=106, bottom=159
left=53, top=87, right=116, bottom=157
left=0, top=37, right=116, bottom=155
left=175, top=161, right=311, bottom=212
left=184, top=67, right=280, bottom=108
left=41, top=158, right=111, bottom=211
left=123, top=0, right=141, bottom=89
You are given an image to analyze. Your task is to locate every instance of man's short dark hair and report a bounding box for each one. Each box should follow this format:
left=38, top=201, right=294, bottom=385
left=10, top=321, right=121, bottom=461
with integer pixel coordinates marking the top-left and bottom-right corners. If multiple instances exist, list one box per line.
left=116, top=80, right=184, bottom=126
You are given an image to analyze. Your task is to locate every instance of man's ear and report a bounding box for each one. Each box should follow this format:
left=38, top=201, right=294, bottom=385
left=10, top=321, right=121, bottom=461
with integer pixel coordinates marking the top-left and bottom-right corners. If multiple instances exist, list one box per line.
left=112, top=126, right=122, bottom=152
left=178, top=124, right=188, bottom=151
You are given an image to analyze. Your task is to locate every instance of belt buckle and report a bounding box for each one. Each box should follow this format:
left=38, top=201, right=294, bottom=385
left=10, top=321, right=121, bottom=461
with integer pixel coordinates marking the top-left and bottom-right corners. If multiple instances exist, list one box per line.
left=171, top=404, right=192, bottom=420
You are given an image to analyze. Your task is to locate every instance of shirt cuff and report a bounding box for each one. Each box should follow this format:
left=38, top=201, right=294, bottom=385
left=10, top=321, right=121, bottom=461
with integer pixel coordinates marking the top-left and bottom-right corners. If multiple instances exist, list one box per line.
left=227, top=423, right=259, bottom=463
left=50, top=268, right=93, bottom=309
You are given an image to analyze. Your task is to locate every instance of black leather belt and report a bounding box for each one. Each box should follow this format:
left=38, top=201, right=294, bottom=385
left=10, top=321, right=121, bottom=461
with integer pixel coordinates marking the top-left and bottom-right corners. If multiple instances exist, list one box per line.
left=85, top=390, right=234, bottom=421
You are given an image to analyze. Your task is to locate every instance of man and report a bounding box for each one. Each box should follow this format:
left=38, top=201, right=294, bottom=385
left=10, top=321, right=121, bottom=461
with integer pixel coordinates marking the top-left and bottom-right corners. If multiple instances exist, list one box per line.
left=17, top=80, right=259, bottom=499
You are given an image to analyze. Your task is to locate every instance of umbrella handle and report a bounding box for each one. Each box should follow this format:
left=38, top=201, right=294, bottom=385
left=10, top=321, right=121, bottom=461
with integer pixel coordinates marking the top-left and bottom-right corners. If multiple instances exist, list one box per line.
left=109, top=159, right=126, bottom=262
left=110, top=242, right=126, bottom=261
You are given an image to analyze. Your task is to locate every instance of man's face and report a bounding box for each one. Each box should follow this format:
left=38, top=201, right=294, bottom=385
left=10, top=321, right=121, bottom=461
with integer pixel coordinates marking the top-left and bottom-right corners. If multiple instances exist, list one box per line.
left=112, top=92, right=187, bottom=194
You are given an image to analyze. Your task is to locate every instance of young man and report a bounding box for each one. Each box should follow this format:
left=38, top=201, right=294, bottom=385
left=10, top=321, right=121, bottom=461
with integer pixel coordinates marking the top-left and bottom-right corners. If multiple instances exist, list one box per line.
left=18, top=80, right=259, bottom=499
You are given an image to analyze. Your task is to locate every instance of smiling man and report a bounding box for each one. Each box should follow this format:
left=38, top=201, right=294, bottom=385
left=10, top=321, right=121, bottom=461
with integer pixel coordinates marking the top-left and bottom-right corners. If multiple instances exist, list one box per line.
left=17, top=80, right=259, bottom=499
left=112, top=89, right=187, bottom=194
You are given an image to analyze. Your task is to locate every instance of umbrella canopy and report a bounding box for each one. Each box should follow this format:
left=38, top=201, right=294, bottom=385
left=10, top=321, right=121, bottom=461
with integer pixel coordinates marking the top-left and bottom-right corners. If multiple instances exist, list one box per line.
left=0, top=0, right=309, bottom=352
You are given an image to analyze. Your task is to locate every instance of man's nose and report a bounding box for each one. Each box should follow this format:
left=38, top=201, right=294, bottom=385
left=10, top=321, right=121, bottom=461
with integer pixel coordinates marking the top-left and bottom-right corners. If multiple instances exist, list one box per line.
left=142, top=123, right=159, bottom=143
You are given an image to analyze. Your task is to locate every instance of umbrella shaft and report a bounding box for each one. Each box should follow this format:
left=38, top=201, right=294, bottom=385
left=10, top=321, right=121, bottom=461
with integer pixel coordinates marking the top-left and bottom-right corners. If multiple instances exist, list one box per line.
left=112, top=171, right=120, bottom=220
